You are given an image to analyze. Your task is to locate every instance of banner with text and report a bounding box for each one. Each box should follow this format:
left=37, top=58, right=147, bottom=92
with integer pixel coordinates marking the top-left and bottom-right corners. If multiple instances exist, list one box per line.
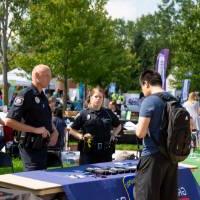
left=181, top=79, right=191, bottom=103
left=155, top=49, right=169, bottom=90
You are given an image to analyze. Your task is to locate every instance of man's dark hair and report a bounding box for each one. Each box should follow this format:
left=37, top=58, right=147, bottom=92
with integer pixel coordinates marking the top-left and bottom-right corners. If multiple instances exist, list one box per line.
left=140, top=69, right=162, bottom=86
left=54, top=106, right=63, bottom=119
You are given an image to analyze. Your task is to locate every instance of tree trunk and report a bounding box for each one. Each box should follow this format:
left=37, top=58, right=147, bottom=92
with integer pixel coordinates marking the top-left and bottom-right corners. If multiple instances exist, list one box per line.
left=63, top=64, right=68, bottom=111
left=2, top=59, right=9, bottom=106
left=1, top=0, right=9, bottom=105
left=2, top=24, right=9, bottom=105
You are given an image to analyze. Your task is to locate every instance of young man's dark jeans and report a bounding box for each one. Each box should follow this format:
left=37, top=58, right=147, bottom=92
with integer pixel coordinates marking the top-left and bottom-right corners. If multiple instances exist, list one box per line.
left=134, top=152, right=178, bottom=200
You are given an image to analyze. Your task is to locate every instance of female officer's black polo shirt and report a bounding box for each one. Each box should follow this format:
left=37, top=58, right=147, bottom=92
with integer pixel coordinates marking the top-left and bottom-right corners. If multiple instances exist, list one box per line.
left=71, top=107, right=120, bottom=142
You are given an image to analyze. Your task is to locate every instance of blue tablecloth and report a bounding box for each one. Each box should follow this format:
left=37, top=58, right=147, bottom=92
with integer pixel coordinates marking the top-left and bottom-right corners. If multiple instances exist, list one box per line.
left=16, top=160, right=200, bottom=200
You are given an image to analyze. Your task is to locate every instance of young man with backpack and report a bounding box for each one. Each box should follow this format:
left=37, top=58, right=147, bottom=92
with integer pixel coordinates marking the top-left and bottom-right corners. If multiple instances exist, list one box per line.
left=134, top=70, right=191, bottom=200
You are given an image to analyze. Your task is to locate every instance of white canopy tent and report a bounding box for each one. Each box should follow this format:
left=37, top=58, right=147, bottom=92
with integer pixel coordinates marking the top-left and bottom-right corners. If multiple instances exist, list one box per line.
left=0, top=67, right=56, bottom=91
left=0, top=68, right=31, bottom=87
left=48, top=78, right=56, bottom=90
left=166, top=74, right=176, bottom=92
left=166, top=74, right=182, bottom=98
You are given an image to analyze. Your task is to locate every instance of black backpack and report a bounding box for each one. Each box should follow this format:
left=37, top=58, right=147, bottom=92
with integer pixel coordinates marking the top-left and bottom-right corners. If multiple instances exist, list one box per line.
left=151, top=93, right=191, bottom=163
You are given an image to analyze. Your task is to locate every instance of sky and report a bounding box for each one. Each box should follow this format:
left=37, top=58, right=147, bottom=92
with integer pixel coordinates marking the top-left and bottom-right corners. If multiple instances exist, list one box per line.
left=105, top=0, right=162, bottom=21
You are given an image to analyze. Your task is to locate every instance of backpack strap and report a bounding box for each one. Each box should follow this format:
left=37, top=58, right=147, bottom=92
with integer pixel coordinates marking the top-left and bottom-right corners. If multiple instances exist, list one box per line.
left=153, top=92, right=177, bottom=102
left=149, top=92, right=175, bottom=148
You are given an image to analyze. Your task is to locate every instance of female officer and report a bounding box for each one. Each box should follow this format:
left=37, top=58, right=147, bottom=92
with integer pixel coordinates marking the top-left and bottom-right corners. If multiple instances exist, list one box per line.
left=70, top=86, right=122, bottom=164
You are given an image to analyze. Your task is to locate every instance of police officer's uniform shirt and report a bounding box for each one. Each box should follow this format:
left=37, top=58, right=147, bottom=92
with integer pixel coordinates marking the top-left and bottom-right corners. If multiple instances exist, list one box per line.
left=7, top=85, right=53, bottom=134
left=71, top=108, right=120, bottom=142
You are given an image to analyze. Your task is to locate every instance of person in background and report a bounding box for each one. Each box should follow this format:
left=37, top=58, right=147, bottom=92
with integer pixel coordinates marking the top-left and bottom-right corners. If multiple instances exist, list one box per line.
left=70, top=86, right=122, bottom=164
left=183, top=92, right=200, bottom=132
left=53, top=89, right=63, bottom=98
left=108, top=100, right=121, bottom=116
left=183, top=92, right=200, bottom=149
left=4, top=64, right=58, bottom=171
left=134, top=70, right=178, bottom=200
left=0, top=90, right=3, bottom=107
left=48, top=96, right=68, bottom=150
left=0, top=118, right=5, bottom=151
left=66, top=95, right=74, bottom=111
left=9, top=92, right=18, bottom=107
left=48, top=96, right=57, bottom=113
left=103, top=89, right=110, bottom=108
left=53, top=106, right=68, bottom=150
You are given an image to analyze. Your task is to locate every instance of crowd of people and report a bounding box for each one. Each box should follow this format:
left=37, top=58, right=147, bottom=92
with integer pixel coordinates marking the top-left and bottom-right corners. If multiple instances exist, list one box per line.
left=183, top=91, right=200, bottom=150
left=0, top=63, right=199, bottom=200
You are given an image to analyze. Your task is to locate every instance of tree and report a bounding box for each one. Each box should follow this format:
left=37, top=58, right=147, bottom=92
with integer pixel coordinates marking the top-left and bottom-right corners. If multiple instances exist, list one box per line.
left=114, top=1, right=179, bottom=91
left=14, top=0, right=136, bottom=101
left=112, top=19, right=140, bottom=91
left=171, top=0, right=200, bottom=91
left=0, top=0, right=28, bottom=105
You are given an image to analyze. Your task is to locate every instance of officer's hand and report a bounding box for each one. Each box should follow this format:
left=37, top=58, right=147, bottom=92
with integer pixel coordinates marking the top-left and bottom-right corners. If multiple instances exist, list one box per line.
left=48, top=131, right=58, bottom=146
left=83, top=133, right=93, bottom=140
left=34, top=127, right=50, bottom=138
left=110, top=135, right=116, bottom=143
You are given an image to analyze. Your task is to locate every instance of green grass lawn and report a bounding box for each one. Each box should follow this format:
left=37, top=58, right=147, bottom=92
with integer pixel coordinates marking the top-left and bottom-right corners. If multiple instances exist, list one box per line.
left=183, top=149, right=200, bottom=184
left=0, top=157, right=75, bottom=175
left=0, top=157, right=23, bottom=175
left=116, top=144, right=142, bottom=151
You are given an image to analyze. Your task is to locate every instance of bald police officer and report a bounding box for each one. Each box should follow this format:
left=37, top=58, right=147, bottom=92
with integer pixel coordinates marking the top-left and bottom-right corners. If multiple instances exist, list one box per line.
left=4, top=64, right=58, bottom=171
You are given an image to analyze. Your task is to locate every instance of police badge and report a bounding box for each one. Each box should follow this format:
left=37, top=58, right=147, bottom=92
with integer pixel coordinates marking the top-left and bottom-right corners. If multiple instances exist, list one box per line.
left=35, top=96, right=40, bottom=104
left=87, top=114, right=91, bottom=120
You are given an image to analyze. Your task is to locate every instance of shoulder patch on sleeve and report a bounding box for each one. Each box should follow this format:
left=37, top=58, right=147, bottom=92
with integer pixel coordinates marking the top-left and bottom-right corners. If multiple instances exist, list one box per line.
left=14, top=96, right=24, bottom=106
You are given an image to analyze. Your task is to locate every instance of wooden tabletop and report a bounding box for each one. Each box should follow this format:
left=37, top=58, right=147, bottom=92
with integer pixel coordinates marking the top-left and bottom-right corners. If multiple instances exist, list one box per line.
left=179, top=163, right=198, bottom=171
left=0, top=174, right=63, bottom=196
